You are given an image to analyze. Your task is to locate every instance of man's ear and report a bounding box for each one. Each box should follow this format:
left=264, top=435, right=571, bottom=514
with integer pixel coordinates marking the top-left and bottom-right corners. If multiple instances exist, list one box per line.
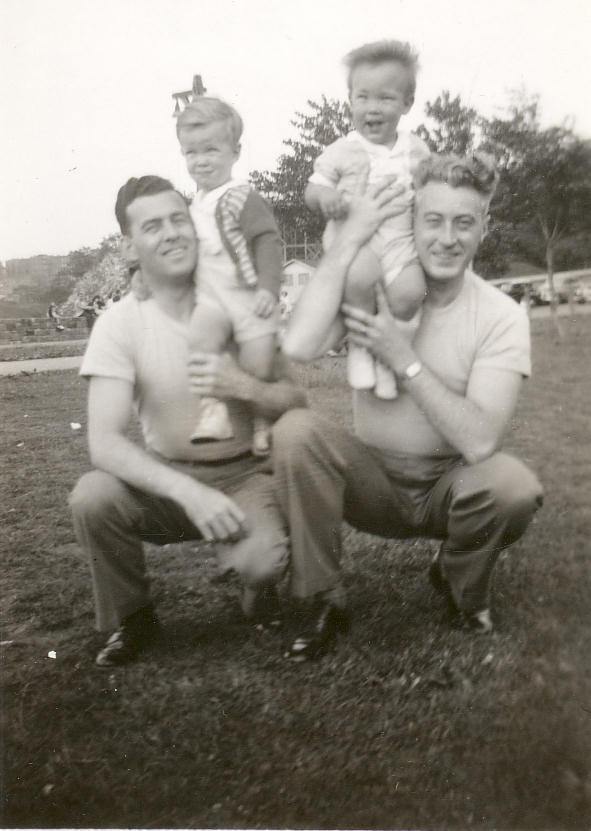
left=234, top=142, right=242, bottom=161
left=403, top=95, right=414, bottom=114
left=481, top=213, right=490, bottom=241
left=120, top=235, right=138, bottom=267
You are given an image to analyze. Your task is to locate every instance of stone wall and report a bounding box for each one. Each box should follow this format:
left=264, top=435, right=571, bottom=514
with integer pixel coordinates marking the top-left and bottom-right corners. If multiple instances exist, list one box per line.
left=0, top=316, right=89, bottom=344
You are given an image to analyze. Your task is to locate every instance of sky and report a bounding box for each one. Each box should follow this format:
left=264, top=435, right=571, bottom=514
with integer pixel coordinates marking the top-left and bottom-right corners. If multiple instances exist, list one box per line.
left=1, top=0, right=590, bottom=262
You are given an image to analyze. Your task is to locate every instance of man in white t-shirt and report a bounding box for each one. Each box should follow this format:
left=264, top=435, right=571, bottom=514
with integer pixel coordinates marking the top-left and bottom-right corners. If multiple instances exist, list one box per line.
left=69, top=175, right=306, bottom=667
left=277, top=153, right=544, bottom=660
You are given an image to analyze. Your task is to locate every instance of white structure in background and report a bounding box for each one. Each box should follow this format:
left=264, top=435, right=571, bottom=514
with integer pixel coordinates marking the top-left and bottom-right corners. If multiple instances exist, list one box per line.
left=280, top=259, right=315, bottom=322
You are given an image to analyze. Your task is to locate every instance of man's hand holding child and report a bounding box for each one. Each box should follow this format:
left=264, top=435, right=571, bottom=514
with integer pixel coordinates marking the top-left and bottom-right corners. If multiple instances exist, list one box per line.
left=253, top=288, right=276, bottom=318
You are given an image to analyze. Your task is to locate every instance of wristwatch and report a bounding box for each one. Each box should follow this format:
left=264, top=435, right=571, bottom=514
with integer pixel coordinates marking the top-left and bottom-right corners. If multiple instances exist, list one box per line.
left=400, top=359, right=423, bottom=381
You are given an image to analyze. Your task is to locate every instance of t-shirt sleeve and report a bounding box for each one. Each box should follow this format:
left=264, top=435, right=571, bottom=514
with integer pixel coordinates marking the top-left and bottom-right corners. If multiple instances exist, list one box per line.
left=309, top=140, right=346, bottom=188
left=240, top=190, right=283, bottom=297
left=79, top=301, right=136, bottom=382
left=473, top=302, right=532, bottom=378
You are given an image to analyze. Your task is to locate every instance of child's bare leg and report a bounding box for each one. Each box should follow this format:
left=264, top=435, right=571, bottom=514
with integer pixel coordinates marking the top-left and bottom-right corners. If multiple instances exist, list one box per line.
left=374, top=261, right=426, bottom=399
left=239, top=334, right=277, bottom=457
left=188, top=302, right=234, bottom=443
left=343, top=246, right=382, bottom=390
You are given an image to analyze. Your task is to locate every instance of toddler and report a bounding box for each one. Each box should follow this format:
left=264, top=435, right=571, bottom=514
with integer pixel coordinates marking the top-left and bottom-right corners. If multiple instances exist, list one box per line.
left=306, top=40, right=430, bottom=397
left=176, top=98, right=282, bottom=455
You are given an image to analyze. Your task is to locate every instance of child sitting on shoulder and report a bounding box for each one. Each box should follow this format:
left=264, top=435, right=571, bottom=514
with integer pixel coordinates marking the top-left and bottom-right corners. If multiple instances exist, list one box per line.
left=306, top=39, right=430, bottom=398
left=176, top=97, right=283, bottom=455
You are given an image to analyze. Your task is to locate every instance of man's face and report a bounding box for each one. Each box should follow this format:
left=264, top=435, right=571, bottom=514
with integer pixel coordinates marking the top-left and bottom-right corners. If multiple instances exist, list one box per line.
left=123, top=190, right=197, bottom=284
left=414, top=181, right=486, bottom=283
left=179, top=121, right=240, bottom=192
left=349, top=60, right=413, bottom=147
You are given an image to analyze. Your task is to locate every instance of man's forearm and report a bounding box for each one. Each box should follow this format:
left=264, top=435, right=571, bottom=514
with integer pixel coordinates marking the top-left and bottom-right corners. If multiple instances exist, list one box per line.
left=232, top=371, right=307, bottom=420
left=282, top=233, right=363, bottom=361
left=89, top=432, right=196, bottom=506
left=188, top=352, right=307, bottom=418
left=401, top=368, right=501, bottom=463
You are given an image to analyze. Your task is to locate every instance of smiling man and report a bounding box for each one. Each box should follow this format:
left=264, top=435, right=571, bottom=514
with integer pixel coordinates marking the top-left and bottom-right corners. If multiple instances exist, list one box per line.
left=69, top=176, right=305, bottom=667
left=277, top=154, right=543, bottom=660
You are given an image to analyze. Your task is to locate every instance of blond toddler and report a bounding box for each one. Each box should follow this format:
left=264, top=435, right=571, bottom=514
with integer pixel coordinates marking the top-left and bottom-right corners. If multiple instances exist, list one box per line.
left=176, top=98, right=282, bottom=455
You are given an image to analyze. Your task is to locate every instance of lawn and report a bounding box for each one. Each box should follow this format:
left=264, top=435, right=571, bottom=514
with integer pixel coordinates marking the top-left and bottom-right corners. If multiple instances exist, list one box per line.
left=1, top=313, right=590, bottom=830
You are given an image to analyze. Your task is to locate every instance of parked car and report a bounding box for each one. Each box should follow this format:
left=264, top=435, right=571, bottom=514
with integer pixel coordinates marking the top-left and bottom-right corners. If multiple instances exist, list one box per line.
left=537, top=284, right=568, bottom=305
left=573, top=284, right=591, bottom=304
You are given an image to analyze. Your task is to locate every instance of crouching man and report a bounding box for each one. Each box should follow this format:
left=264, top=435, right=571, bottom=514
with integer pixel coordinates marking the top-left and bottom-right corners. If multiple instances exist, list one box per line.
left=276, top=154, right=543, bottom=660
left=70, top=176, right=305, bottom=667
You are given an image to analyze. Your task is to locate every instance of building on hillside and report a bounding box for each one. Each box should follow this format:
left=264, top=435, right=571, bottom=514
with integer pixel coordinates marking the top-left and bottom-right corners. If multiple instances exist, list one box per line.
left=279, top=259, right=315, bottom=322
left=5, top=255, right=69, bottom=288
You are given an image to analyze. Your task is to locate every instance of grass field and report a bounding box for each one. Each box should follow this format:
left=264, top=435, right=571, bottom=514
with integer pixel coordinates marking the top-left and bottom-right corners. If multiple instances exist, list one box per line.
left=1, top=313, right=590, bottom=830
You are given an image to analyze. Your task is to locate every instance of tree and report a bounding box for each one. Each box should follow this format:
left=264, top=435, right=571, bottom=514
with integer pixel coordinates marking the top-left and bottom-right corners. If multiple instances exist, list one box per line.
left=250, top=96, right=351, bottom=248
left=481, top=95, right=591, bottom=334
left=47, top=235, right=123, bottom=306
left=415, top=90, right=479, bottom=156
left=60, top=251, right=128, bottom=316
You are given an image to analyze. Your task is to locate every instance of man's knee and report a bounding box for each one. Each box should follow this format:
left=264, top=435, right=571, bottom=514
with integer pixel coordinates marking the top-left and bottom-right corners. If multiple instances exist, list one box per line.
left=69, top=470, right=129, bottom=526
left=485, top=454, right=543, bottom=520
left=225, top=528, right=289, bottom=587
left=452, top=453, right=543, bottom=537
left=273, top=408, right=323, bottom=460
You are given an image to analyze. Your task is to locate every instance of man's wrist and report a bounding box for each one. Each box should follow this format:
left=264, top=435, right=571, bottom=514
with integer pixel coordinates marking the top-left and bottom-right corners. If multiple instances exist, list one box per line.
left=397, top=359, right=424, bottom=383
left=235, top=371, right=259, bottom=402
left=331, top=226, right=368, bottom=266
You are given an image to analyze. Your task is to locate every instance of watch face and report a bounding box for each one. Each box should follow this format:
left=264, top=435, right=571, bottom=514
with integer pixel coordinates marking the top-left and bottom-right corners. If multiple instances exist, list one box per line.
left=405, top=361, right=422, bottom=379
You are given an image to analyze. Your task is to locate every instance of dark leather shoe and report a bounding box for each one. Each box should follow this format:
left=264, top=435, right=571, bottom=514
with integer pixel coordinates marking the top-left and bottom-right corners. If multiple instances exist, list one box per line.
left=285, top=599, right=350, bottom=662
left=242, top=585, right=282, bottom=629
left=95, top=605, right=161, bottom=667
left=429, top=549, right=493, bottom=633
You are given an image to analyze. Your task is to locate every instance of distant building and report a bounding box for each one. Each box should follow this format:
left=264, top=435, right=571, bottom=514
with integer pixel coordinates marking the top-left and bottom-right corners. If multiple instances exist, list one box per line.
left=280, top=259, right=315, bottom=321
left=5, top=255, right=69, bottom=287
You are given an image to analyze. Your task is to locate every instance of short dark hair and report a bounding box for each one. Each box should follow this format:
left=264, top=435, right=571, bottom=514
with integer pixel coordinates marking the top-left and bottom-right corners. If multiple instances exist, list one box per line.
left=115, top=175, right=180, bottom=235
left=414, top=152, right=499, bottom=214
left=343, top=40, right=419, bottom=100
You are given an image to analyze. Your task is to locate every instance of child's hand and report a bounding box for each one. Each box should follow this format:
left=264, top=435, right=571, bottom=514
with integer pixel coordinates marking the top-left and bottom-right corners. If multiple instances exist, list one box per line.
left=319, top=190, right=349, bottom=221
left=254, top=288, right=276, bottom=318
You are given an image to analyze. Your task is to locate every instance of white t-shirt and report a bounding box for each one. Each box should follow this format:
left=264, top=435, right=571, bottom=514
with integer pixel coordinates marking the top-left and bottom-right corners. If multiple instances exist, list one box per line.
left=79, top=294, right=253, bottom=462
left=354, top=271, right=532, bottom=458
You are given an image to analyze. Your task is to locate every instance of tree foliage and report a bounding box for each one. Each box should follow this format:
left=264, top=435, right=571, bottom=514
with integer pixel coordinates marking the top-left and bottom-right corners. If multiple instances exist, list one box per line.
left=481, top=96, right=591, bottom=273
left=250, top=96, right=351, bottom=244
left=60, top=250, right=128, bottom=315
left=415, top=91, right=479, bottom=156
left=46, top=234, right=123, bottom=306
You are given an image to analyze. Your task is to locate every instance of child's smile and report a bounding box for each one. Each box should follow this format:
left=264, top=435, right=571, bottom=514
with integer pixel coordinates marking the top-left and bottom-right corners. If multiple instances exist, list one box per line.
left=350, top=60, right=413, bottom=148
